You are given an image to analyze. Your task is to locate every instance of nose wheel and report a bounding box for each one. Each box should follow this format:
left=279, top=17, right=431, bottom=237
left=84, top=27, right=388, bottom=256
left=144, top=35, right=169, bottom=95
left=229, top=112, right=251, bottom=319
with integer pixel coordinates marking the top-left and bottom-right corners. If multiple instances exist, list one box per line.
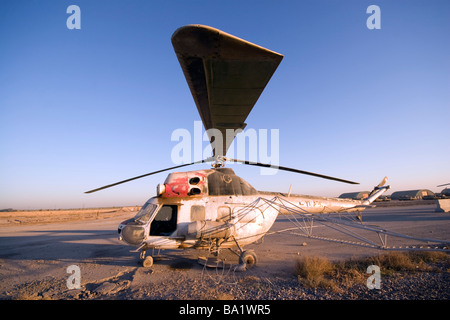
left=143, top=255, right=153, bottom=268
left=140, top=250, right=154, bottom=268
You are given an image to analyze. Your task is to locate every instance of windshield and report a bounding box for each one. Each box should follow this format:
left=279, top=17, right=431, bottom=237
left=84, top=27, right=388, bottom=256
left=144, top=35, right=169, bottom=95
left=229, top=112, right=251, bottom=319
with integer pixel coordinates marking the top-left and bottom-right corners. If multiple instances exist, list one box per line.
left=133, top=202, right=158, bottom=224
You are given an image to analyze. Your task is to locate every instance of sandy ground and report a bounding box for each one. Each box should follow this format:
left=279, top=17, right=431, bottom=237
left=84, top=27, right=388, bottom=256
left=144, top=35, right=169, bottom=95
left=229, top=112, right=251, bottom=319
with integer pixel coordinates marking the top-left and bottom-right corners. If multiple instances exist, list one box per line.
left=0, top=202, right=449, bottom=304
left=0, top=207, right=140, bottom=226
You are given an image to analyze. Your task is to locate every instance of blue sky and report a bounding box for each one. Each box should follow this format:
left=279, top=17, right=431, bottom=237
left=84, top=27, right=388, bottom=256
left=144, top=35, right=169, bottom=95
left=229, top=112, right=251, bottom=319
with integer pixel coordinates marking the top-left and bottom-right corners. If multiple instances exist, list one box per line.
left=1, top=0, right=449, bottom=209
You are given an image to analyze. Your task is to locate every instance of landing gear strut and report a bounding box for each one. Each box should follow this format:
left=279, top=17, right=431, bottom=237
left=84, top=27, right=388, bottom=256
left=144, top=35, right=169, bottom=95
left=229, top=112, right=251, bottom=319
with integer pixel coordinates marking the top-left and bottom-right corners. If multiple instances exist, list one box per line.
left=232, top=237, right=257, bottom=270
left=197, top=237, right=258, bottom=271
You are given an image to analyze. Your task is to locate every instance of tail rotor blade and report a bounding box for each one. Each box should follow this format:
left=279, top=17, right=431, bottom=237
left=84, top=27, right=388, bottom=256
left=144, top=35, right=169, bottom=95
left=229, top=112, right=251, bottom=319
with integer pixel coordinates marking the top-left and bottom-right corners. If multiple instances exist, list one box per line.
left=377, top=176, right=388, bottom=188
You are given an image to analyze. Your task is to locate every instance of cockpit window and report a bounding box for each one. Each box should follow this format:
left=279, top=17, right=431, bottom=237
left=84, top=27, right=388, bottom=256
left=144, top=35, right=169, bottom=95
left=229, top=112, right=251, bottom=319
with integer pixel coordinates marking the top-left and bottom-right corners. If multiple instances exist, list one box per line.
left=134, top=202, right=157, bottom=224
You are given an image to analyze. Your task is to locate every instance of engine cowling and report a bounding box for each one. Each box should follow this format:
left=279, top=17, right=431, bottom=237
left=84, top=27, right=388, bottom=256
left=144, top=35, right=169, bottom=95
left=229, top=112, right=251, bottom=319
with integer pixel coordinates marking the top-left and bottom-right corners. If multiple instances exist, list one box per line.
left=157, top=171, right=207, bottom=198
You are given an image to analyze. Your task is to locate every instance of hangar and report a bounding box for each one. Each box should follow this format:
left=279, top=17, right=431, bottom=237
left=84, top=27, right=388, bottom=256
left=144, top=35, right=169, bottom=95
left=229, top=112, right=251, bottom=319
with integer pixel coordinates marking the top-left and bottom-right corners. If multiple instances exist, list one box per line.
left=339, top=191, right=370, bottom=200
left=390, top=189, right=435, bottom=200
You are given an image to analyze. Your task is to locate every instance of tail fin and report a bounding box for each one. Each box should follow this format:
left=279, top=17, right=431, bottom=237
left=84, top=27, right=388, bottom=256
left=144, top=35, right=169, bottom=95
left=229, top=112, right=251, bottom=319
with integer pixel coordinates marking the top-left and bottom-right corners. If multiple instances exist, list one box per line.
left=362, top=176, right=390, bottom=205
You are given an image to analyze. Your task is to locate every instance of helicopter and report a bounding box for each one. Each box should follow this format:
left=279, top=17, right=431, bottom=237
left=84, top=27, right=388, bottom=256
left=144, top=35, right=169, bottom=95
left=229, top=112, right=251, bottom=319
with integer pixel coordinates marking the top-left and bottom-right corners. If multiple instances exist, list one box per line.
left=85, top=25, right=390, bottom=269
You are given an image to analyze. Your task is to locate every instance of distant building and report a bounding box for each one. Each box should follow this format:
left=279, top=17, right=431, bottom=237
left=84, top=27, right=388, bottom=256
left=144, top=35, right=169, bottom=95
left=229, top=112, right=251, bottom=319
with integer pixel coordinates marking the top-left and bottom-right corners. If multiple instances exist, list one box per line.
left=339, top=191, right=370, bottom=200
left=390, top=189, right=435, bottom=200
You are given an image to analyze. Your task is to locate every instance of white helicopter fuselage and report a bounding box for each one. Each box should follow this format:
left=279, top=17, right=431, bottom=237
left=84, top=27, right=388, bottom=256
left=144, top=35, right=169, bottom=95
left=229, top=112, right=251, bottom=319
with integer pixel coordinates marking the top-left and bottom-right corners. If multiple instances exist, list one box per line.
left=118, top=191, right=377, bottom=251
left=119, top=194, right=279, bottom=250
left=117, top=168, right=389, bottom=257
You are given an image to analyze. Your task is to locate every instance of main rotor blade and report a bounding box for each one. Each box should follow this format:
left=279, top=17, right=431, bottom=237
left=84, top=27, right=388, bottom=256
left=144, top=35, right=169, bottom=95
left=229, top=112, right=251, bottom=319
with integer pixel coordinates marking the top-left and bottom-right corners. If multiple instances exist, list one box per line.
left=437, top=183, right=450, bottom=187
left=224, top=158, right=359, bottom=185
left=84, top=160, right=207, bottom=194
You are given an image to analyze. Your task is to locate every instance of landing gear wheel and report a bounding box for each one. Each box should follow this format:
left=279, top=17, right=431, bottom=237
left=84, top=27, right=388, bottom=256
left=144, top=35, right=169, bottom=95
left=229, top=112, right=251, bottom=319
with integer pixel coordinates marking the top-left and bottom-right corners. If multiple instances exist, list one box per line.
left=239, top=250, right=257, bottom=269
left=143, top=256, right=153, bottom=268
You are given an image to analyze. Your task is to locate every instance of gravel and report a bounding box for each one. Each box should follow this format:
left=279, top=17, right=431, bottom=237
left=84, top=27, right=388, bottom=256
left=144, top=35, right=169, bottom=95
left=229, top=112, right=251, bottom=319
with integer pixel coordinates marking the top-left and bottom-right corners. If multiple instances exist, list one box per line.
left=4, top=262, right=447, bottom=301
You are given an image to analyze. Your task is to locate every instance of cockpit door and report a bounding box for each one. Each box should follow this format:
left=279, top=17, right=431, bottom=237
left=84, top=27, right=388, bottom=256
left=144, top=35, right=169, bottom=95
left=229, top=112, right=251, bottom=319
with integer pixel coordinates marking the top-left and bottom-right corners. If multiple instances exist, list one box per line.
left=149, top=205, right=178, bottom=236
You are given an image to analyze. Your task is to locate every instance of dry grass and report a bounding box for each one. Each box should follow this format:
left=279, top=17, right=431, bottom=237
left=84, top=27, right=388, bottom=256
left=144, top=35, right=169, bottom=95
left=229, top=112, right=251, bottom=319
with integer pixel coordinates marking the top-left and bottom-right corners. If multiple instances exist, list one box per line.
left=295, top=251, right=450, bottom=291
left=294, top=256, right=335, bottom=289
left=343, top=251, right=449, bottom=273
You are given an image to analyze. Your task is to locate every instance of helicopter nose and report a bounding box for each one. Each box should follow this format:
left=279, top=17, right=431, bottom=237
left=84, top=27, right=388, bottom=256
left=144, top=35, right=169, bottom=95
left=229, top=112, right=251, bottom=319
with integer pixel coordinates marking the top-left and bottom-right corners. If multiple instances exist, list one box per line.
left=121, top=223, right=145, bottom=246
left=118, top=218, right=134, bottom=234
